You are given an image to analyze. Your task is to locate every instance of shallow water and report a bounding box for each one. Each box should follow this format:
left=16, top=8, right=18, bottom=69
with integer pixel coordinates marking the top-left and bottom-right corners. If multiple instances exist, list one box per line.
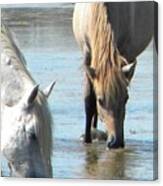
left=1, top=4, right=157, bottom=180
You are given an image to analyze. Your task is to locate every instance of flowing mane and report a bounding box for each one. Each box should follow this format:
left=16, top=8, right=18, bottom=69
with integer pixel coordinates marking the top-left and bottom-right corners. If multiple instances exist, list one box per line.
left=89, top=3, right=129, bottom=104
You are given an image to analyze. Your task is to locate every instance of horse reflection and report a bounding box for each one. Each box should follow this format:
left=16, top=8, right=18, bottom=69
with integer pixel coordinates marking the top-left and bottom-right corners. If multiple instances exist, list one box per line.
left=84, top=144, right=129, bottom=179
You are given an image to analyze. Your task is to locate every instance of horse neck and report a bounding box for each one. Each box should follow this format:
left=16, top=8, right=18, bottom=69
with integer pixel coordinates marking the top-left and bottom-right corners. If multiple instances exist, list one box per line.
left=1, top=24, right=36, bottom=86
left=87, top=3, right=128, bottom=103
left=89, top=4, right=119, bottom=70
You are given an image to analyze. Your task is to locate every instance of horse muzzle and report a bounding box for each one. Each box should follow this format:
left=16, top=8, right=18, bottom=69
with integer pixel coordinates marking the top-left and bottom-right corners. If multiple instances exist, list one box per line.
left=107, top=134, right=124, bottom=149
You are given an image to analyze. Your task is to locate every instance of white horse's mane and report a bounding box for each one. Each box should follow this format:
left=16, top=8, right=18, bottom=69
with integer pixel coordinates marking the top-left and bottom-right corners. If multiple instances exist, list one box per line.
left=1, top=23, right=53, bottom=177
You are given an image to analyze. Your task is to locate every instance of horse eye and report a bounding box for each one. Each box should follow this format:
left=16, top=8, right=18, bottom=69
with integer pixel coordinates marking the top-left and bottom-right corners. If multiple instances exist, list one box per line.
left=97, top=96, right=104, bottom=106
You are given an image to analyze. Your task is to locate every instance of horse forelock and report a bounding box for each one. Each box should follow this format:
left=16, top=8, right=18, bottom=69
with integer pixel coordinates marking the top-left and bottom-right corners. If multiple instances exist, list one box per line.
left=89, top=3, right=129, bottom=105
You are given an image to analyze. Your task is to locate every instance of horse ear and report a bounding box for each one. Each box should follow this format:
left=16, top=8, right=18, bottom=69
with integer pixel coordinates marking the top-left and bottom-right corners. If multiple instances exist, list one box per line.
left=122, top=62, right=136, bottom=80
left=84, top=65, right=96, bottom=81
left=43, top=81, right=56, bottom=98
left=26, top=85, right=39, bottom=105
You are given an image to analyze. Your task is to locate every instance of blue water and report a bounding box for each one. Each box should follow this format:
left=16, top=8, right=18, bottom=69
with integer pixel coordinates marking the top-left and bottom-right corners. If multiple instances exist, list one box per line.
left=1, top=5, right=157, bottom=180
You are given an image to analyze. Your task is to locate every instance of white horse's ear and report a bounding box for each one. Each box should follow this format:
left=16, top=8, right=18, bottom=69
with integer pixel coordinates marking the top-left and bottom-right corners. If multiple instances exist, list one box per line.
left=43, top=81, right=56, bottom=98
left=27, top=85, right=39, bottom=105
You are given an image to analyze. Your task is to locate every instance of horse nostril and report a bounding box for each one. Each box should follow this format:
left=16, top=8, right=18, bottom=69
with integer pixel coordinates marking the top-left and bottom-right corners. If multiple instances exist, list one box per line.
left=107, top=135, right=116, bottom=149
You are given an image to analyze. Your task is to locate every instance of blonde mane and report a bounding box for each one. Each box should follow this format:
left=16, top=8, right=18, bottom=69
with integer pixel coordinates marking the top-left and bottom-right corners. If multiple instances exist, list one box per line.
left=89, top=3, right=129, bottom=103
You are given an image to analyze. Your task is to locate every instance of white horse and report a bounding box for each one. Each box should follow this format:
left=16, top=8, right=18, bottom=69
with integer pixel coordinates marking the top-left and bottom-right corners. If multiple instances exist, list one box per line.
left=1, top=23, right=55, bottom=177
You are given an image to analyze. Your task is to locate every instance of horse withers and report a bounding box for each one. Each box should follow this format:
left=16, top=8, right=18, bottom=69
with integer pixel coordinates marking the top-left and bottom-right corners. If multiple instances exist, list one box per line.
left=73, top=2, right=157, bottom=149
left=1, top=23, right=55, bottom=177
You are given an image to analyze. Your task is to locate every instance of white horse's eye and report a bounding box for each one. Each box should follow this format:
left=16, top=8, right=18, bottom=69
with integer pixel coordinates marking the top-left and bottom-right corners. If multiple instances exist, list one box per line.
left=29, top=132, right=37, bottom=140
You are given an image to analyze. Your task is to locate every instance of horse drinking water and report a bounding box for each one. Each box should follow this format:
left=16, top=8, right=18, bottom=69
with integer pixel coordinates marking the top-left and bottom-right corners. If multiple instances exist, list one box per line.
left=1, top=23, right=55, bottom=177
left=73, top=2, right=157, bottom=148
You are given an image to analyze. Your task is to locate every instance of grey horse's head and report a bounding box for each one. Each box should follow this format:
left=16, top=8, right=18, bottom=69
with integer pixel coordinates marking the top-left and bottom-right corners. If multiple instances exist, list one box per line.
left=2, top=82, right=55, bottom=177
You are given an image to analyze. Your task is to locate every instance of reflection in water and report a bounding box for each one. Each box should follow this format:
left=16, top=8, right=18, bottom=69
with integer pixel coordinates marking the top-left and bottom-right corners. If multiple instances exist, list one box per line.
left=84, top=144, right=126, bottom=179
left=83, top=141, right=154, bottom=180
left=85, top=145, right=100, bottom=177
left=1, top=5, right=156, bottom=180
left=53, top=138, right=154, bottom=180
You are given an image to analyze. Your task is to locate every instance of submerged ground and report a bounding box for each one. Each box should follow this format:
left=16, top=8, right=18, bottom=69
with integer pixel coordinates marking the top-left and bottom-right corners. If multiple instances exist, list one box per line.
left=1, top=4, right=157, bottom=180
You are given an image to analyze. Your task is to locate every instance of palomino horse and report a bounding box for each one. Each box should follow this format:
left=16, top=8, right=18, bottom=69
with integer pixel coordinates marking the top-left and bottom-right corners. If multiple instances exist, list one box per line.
left=1, top=23, right=55, bottom=177
left=73, top=2, right=157, bottom=148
